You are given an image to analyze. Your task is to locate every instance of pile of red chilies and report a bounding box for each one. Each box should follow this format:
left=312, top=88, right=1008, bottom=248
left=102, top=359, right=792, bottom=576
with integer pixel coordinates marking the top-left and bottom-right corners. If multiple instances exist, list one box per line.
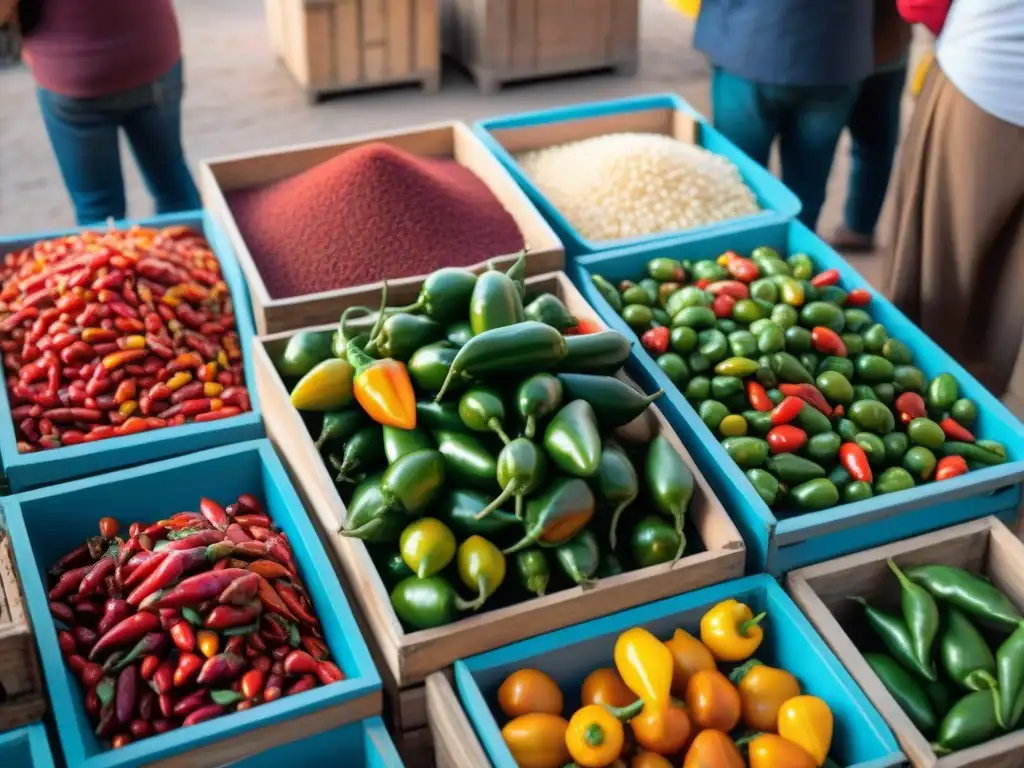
left=47, top=493, right=343, bottom=750
left=0, top=225, right=251, bottom=453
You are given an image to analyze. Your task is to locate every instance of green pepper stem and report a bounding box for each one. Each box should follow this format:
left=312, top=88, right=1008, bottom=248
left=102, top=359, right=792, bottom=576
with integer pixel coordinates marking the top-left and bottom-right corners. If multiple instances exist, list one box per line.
left=607, top=495, right=637, bottom=550
left=339, top=518, right=382, bottom=540
left=739, top=612, right=767, bottom=637
left=503, top=527, right=541, bottom=555
left=887, top=558, right=913, bottom=590
left=514, top=494, right=524, bottom=520
left=490, top=419, right=512, bottom=445
left=583, top=723, right=605, bottom=747
left=339, top=306, right=373, bottom=339
left=475, top=482, right=516, bottom=520
left=931, top=743, right=951, bottom=757
left=967, top=670, right=998, bottom=692
left=728, top=658, right=764, bottom=685
left=672, top=512, right=686, bottom=562
left=602, top=698, right=644, bottom=722
left=366, top=282, right=390, bottom=349
left=524, top=416, right=536, bottom=440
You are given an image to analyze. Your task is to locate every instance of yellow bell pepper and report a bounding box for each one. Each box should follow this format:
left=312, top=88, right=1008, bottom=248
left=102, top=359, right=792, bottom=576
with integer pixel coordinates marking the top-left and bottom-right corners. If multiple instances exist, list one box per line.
left=289, top=358, right=355, bottom=411
left=777, top=695, right=833, bottom=766
left=700, top=599, right=766, bottom=662
left=566, top=704, right=625, bottom=768
left=730, top=659, right=801, bottom=732
left=614, top=628, right=674, bottom=712
left=664, top=627, right=716, bottom=697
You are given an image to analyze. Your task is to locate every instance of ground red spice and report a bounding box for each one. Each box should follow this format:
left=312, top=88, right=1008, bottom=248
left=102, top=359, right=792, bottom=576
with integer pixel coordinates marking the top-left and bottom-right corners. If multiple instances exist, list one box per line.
left=226, top=143, right=526, bottom=299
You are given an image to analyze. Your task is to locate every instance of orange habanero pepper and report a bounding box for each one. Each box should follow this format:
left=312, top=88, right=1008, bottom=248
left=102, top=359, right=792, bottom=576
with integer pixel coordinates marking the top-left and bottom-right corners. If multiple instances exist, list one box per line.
left=347, top=341, right=416, bottom=430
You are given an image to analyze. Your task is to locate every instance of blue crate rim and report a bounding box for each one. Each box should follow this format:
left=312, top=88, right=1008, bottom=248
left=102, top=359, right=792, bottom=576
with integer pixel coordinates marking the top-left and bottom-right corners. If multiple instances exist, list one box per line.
left=361, top=716, right=405, bottom=767
left=572, top=224, right=1024, bottom=544
left=2, top=438, right=381, bottom=768
left=0, top=723, right=54, bottom=768
left=455, top=573, right=903, bottom=768
left=0, top=211, right=263, bottom=479
left=473, top=92, right=802, bottom=253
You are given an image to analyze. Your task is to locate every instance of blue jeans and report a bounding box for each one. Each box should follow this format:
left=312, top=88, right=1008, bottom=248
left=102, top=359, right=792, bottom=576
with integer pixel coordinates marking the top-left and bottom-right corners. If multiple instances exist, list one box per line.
left=710, top=67, right=860, bottom=230
left=844, top=66, right=907, bottom=236
left=36, top=61, right=201, bottom=226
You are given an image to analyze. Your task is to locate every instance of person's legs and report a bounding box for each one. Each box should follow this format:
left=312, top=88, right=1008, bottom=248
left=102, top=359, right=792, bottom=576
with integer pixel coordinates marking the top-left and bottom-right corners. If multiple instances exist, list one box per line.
left=121, top=61, right=201, bottom=215
left=778, top=85, right=860, bottom=231
left=35, top=87, right=126, bottom=225
left=838, top=66, right=908, bottom=245
left=709, top=66, right=777, bottom=169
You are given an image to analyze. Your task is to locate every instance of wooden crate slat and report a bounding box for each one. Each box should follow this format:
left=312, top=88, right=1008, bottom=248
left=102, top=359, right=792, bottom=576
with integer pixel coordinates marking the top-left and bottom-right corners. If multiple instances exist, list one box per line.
left=0, top=530, right=45, bottom=730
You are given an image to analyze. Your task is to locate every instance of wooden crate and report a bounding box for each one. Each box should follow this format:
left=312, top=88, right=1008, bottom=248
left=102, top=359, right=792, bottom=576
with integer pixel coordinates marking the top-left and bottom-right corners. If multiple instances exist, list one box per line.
left=0, top=529, right=44, bottom=730
left=254, top=270, right=746, bottom=730
left=426, top=672, right=489, bottom=768
left=200, top=121, right=564, bottom=336
left=441, top=0, right=639, bottom=93
left=788, top=516, right=1024, bottom=768
left=264, top=0, right=441, bottom=101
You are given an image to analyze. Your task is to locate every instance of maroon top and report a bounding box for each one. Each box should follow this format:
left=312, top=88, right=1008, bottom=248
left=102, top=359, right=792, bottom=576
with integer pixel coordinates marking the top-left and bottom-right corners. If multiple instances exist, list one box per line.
left=23, top=0, right=181, bottom=99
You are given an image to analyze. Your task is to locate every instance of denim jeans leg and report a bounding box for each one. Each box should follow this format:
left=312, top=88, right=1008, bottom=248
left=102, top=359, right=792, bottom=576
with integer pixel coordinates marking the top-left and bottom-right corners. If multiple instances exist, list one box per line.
left=844, top=67, right=907, bottom=236
left=709, top=67, right=777, bottom=169
left=35, top=87, right=127, bottom=225
left=121, top=61, right=202, bottom=215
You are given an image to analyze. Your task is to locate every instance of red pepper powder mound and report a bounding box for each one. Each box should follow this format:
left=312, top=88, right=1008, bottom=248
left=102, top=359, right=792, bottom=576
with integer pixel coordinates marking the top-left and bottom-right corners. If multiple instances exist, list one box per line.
left=226, top=142, right=526, bottom=299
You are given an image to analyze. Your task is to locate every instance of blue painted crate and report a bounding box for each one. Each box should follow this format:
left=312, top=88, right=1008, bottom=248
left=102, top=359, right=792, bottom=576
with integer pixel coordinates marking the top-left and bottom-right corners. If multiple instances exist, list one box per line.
left=455, top=574, right=903, bottom=768
left=573, top=219, right=1024, bottom=576
left=0, top=212, right=265, bottom=493
left=0, top=724, right=55, bottom=768
left=473, top=93, right=801, bottom=258
left=227, top=717, right=402, bottom=767
left=0, top=439, right=381, bottom=768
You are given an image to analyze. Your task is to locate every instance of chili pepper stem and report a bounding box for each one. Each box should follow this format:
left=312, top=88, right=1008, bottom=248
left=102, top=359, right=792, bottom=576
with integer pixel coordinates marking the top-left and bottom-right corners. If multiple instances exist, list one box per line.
left=339, top=519, right=382, bottom=539
left=739, top=612, right=766, bottom=637
left=474, top=483, right=517, bottom=520
left=967, top=670, right=998, bottom=692
left=601, top=698, right=645, bottom=722
left=584, top=724, right=605, bottom=747
left=364, top=283, right=390, bottom=353
left=524, top=416, right=536, bottom=440
left=490, top=420, right=511, bottom=445
left=608, top=495, right=638, bottom=551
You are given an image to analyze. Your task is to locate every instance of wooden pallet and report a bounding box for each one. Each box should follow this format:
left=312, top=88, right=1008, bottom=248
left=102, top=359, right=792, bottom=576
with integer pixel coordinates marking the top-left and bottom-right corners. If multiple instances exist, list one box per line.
left=441, top=0, right=639, bottom=94
left=0, top=529, right=45, bottom=730
left=265, top=0, right=441, bottom=102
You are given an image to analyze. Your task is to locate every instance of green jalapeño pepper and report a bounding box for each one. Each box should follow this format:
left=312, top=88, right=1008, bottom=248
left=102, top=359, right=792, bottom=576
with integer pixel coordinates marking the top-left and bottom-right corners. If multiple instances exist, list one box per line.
left=329, top=425, right=385, bottom=483
left=364, top=313, right=444, bottom=362
left=544, top=400, right=603, bottom=477
left=457, top=535, right=507, bottom=611
left=416, top=401, right=463, bottom=432
left=390, top=575, right=469, bottom=630
left=850, top=596, right=937, bottom=681
left=746, top=468, right=780, bottom=506
left=503, top=477, right=596, bottom=554
left=927, top=373, right=959, bottom=413
left=375, top=550, right=414, bottom=589
left=556, top=373, right=662, bottom=429
left=469, top=269, right=524, bottom=336
left=591, top=274, right=623, bottom=313
left=524, top=294, right=578, bottom=333
left=997, top=622, right=1024, bottom=729
left=339, top=474, right=407, bottom=543
left=432, top=430, right=499, bottom=492
left=555, top=529, right=601, bottom=588
left=278, top=329, right=333, bottom=379
left=864, top=653, right=937, bottom=734
left=934, top=689, right=1001, bottom=755
left=438, top=488, right=520, bottom=539
left=940, top=607, right=997, bottom=692
left=477, top=437, right=547, bottom=520
left=446, top=321, right=474, bottom=348
left=392, top=267, right=478, bottom=325
left=435, top=321, right=568, bottom=401
left=408, top=342, right=462, bottom=393
left=380, top=449, right=447, bottom=515
left=516, top=548, right=550, bottom=597
left=558, top=330, right=632, bottom=375
left=382, top=426, right=433, bottom=463
left=790, top=478, right=839, bottom=510
left=644, top=435, right=693, bottom=560
left=600, top=441, right=640, bottom=549
left=516, top=373, right=564, bottom=439
left=889, top=559, right=941, bottom=678
left=459, top=386, right=512, bottom=444
left=314, top=409, right=367, bottom=451
left=631, top=515, right=683, bottom=569
left=906, top=564, right=1023, bottom=631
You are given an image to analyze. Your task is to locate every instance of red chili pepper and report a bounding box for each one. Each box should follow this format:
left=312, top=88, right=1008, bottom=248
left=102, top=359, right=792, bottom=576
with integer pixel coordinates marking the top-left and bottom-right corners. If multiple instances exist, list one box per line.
left=286, top=675, right=317, bottom=697
left=247, top=560, right=289, bottom=581
left=282, top=649, right=319, bottom=676
left=183, top=703, right=224, bottom=727
left=48, top=564, right=93, bottom=600
left=810, top=327, right=847, bottom=358
left=219, top=572, right=259, bottom=606
left=75, top=600, right=103, bottom=625
left=197, top=497, right=229, bottom=531
left=640, top=326, right=670, bottom=356
left=705, top=280, right=750, bottom=299
left=770, top=396, right=806, bottom=426
left=82, top=662, right=105, bottom=689
left=205, top=604, right=261, bottom=631
left=240, top=668, right=265, bottom=700
left=50, top=600, right=75, bottom=625
left=745, top=380, right=773, bottom=413
left=173, top=652, right=204, bottom=688
left=839, top=443, right=873, bottom=483
left=778, top=383, right=831, bottom=416
left=67, top=654, right=88, bottom=677
left=935, top=455, right=970, bottom=481
left=724, top=253, right=759, bottom=282
left=248, top=526, right=271, bottom=542
left=96, top=599, right=132, bottom=637
left=78, top=544, right=120, bottom=597
left=170, top=620, right=196, bottom=652
left=74, top=625, right=98, bottom=652
left=711, top=293, right=736, bottom=319
left=58, top=629, right=77, bottom=656
left=89, top=612, right=160, bottom=661
left=767, top=425, right=807, bottom=454
left=196, top=652, right=247, bottom=686
left=48, top=541, right=95, bottom=576
left=894, top=392, right=927, bottom=424
left=841, top=288, right=871, bottom=307
left=263, top=672, right=284, bottom=703
left=156, top=568, right=250, bottom=609
left=115, top=665, right=138, bottom=725
left=301, top=635, right=330, bottom=662
left=127, top=547, right=211, bottom=606
left=810, top=268, right=840, bottom=287
left=130, top=720, right=151, bottom=740
left=95, top=708, right=118, bottom=740
left=160, top=529, right=225, bottom=551
left=109, top=632, right=167, bottom=673
left=195, top=406, right=241, bottom=422
left=232, top=512, right=271, bottom=528
left=140, top=655, right=161, bottom=681
left=316, top=661, right=344, bottom=685
left=172, top=689, right=208, bottom=718
left=266, top=537, right=296, bottom=574
left=940, top=417, right=976, bottom=443
left=158, top=692, right=175, bottom=718
left=275, top=581, right=317, bottom=627
left=236, top=493, right=264, bottom=514
left=232, top=540, right=268, bottom=559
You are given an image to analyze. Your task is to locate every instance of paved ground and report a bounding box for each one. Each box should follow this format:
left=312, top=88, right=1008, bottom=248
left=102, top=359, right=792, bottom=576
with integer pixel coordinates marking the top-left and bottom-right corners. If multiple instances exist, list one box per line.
left=0, top=0, right=927, bottom=284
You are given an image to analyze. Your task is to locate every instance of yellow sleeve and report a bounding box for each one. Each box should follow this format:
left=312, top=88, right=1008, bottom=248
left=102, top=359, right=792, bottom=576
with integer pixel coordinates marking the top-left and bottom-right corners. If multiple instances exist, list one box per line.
left=667, top=0, right=701, bottom=19
left=912, top=51, right=935, bottom=96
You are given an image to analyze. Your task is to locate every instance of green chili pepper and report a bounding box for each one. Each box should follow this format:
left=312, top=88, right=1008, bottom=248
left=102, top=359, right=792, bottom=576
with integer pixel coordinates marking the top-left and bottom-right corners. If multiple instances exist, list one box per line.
left=408, top=342, right=462, bottom=393
left=790, top=478, right=839, bottom=509
left=338, top=474, right=407, bottom=543
left=933, top=689, right=1001, bottom=755
left=432, top=430, right=499, bottom=492
left=906, top=564, right=1023, bottom=631
left=597, top=552, right=624, bottom=578
left=503, top=477, right=595, bottom=554
left=516, top=373, right=564, bottom=439
left=927, top=373, right=959, bottom=413
left=524, top=294, right=578, bottom=333
left=500, top=248, right=528, bottom=298
left=364, top=313, right=444, bottom=362
left=555, top=529, right=600, bottom=588
left=392, top=267, right=478, bottom=325
left=555, top=373, right=662, bottom=429
left=437, top=488, right=520, bottom=539
left=941, top=607, right=997, bottom=692
left=314, top=409, right=367, bottom=451
left=457, top=535, right=506, bottom=611
left=328, top=425, right=384, bottom=483
left=591, top=274, right=623, bottom=313
left=543, top=400, right=602, bottom=477
left=469, top=270, right=525, bottom=336
left=939, top=441, right=1008, bottom=466
left=631, top=515, right=684, bottom=569
left=765, top=454, right=825, bottom=485
left=476, top=438, right=547, bottom=520
left=557, top=330, right=631, bottom=375
left=459, top=386, right=512, bottom=444
left=382, top=426, right=433, bottom=463
left=416, top=401, right=463, bottom=432
left=380, top=449, right=446, bottom=515
left=277, top=329, right=334, bottom=378
left=516, top=548, right=550, bottom=597
left=889, top=559, right=941, bottom=678
left=746, top=468, right=780, bottom=506
left=331, top=307, right=373, bottom=359
left=390, top=575, right=469, bottom=630
left=864, top=653, right=937, bottom=734
left=644, top=434, right=693, bottom=560
left=599, top=441, right=640, bottom=549
left=769, top=352, right=814, bottom=384
left=996, top=622, right=1024, bottom=729
left=375, top=550, right=414, bottom=588
left=446, top=321, right=474, bottom=348
left=435, top=322, right=567, bottom=401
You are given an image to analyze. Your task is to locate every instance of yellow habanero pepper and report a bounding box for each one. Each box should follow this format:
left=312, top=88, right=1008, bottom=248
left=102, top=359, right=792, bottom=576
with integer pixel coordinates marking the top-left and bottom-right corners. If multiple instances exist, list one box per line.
left=700, top=599, right=766, bottom=662
left=290, top=358, right=355, bottom=411
left=501, top=713, right=570, bottom=768
left=730, top=659, right=801, bottom=732
left=777, top=695, right=833, bottom=766
left=664, top=627, right=716, bottom=697
left=566, top=704, right=625, bottom=768
left=614, top=628, right=674, bottom=712
left=747, top=733, right=817, bottom=768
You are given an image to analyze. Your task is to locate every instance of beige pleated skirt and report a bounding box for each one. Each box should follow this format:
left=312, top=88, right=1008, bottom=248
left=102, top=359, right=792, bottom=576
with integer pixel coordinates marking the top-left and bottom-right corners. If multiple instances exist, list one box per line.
left=883, top=64, right=1024, bottom=409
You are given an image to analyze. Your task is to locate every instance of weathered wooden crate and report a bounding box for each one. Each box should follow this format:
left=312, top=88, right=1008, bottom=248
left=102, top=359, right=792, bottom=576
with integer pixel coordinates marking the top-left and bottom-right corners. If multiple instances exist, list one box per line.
left=199, top=121, right=563, bottom=336
left=441, top=0, right=639, bottom=93
left=0, top=528, right=45, bottom=731
left=264, top=0, right=441, bottom=101
left=788, top=516, right=1024, bottom=767
left=426, top=672, right=489, bottom=768
left=254, top=270, right=746, bottom=747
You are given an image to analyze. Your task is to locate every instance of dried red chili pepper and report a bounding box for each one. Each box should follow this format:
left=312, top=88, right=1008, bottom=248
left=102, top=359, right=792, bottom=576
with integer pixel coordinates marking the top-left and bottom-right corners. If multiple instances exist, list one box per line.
left=205, top=604, right=262, bottom=630
left=219, top=572, right=259, bottom=606
left=89, top=612, right=160, bottom=661
left=156, top=568, right=250, bottom=609
left=196, top=653, right=247, bottom=686
left=275, top=581, right=317, bottom=627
